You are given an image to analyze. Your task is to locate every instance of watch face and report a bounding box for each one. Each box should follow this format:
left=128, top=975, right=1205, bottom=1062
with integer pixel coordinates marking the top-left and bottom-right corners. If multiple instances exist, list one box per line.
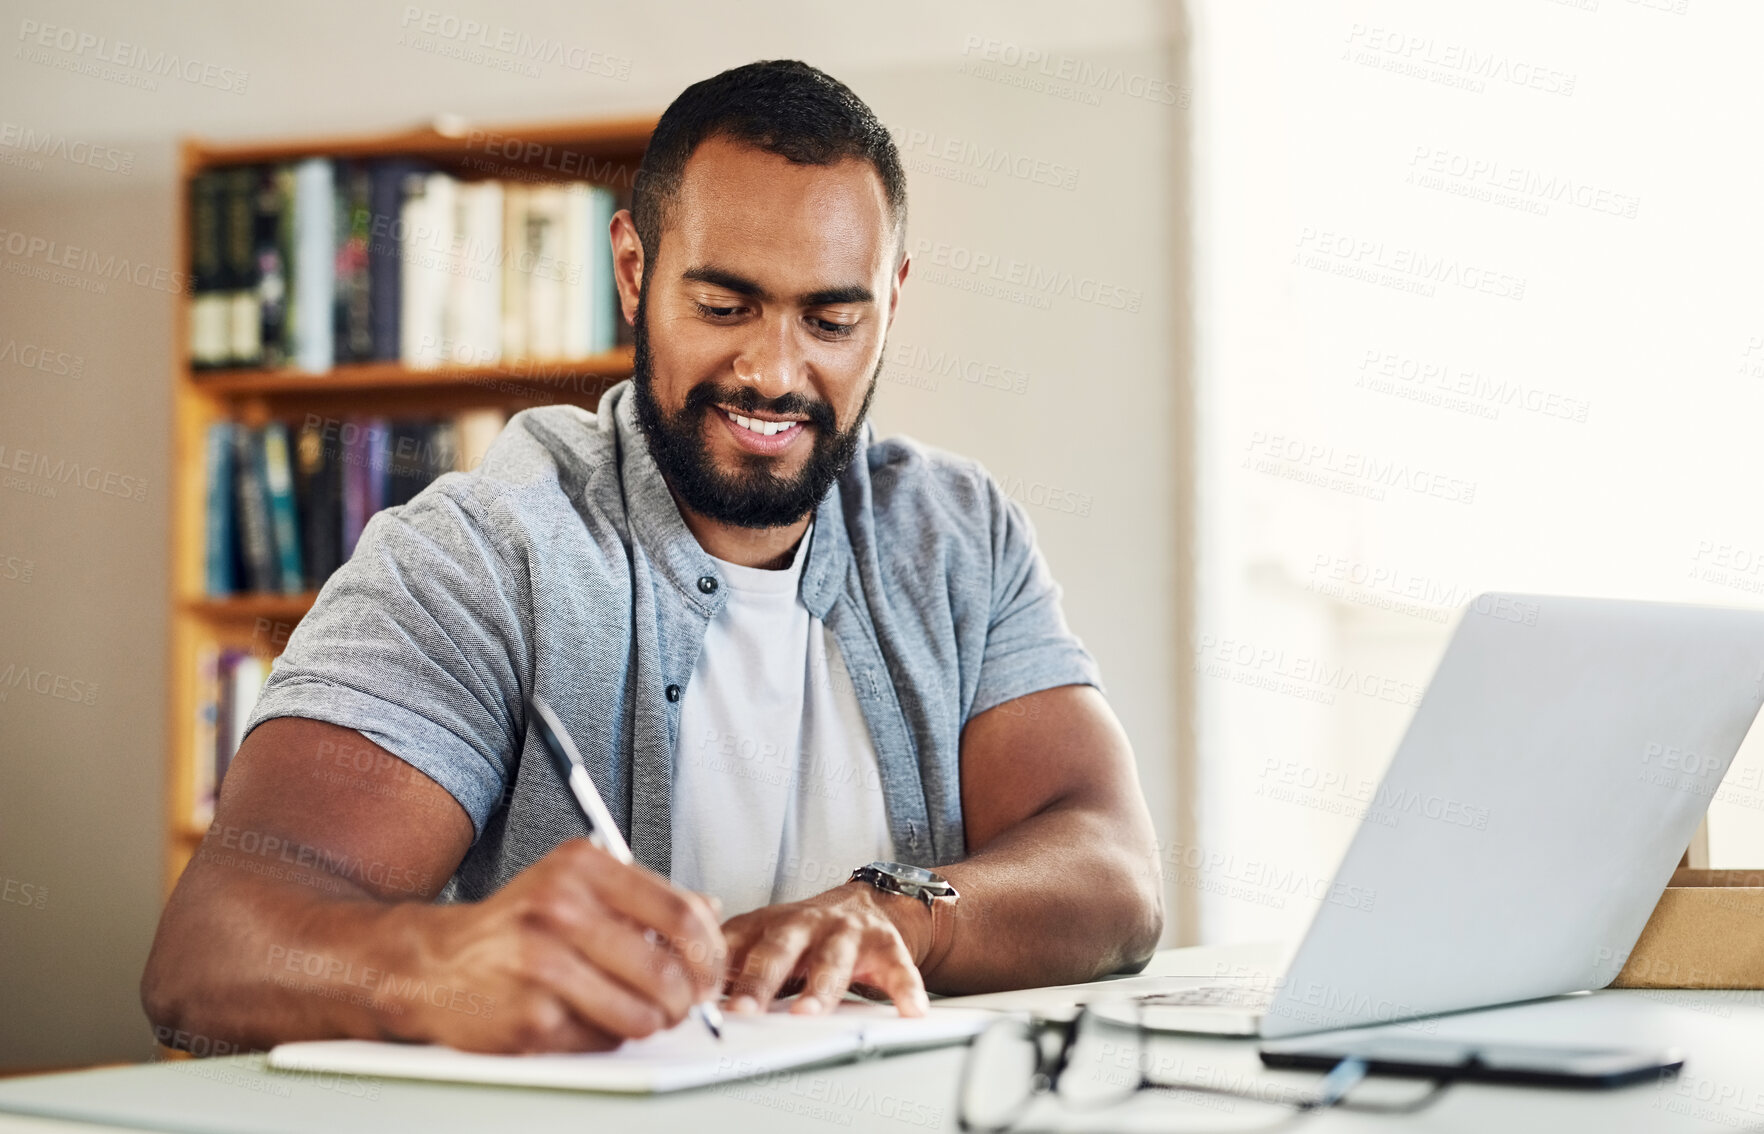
left=873, top=861, right=937, bottom=885
left=859, top=861, right=957, bottom=903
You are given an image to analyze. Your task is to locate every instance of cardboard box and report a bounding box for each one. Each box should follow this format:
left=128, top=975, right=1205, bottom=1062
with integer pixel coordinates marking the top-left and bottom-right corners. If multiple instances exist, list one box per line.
left=1613, top=869, right=1764, bottom=988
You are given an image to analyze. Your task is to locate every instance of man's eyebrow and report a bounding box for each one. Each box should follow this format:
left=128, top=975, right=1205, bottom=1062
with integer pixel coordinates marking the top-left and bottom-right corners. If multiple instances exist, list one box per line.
left=802, top=284, right=874, bottom=306
left=681, top=266, right=767, bottom=299
left=680, top=266, right=874, bottom=308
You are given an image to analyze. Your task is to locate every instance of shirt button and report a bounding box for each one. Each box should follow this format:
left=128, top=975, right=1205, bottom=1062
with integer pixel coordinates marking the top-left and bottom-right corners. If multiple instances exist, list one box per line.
left=697, top=575, right=718, bottom=595
left=665, top=684, right=682, bottom=702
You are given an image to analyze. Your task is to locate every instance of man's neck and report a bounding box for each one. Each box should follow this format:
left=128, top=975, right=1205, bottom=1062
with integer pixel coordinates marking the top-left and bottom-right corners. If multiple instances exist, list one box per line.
left=668, top=487, right=811, bottom=570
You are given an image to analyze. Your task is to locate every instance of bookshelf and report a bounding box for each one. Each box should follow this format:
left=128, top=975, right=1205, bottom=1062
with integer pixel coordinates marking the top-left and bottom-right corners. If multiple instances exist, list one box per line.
left=165, top=114, right=655, bottom=893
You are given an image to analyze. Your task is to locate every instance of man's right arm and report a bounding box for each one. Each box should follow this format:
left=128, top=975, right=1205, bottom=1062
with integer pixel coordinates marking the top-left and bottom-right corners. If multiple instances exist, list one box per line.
left=141, top=716, right=725, bottom=1054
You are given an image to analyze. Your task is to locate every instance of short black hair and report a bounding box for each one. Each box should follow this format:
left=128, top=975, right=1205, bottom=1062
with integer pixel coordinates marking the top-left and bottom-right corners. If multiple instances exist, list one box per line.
left=631, top=60, right=907, bottom=274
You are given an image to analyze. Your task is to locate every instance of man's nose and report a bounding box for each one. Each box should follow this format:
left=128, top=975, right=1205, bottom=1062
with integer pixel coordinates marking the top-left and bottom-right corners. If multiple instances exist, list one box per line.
left=731, top=315, right=805, bottom=398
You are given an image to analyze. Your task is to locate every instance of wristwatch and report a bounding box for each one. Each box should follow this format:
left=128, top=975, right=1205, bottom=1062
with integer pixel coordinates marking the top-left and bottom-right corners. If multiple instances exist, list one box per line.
left=849, top=861, right=959, bottom=910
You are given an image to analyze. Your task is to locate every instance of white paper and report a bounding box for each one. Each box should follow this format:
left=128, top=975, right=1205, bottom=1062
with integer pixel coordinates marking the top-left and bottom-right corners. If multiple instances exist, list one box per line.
left=267, top=1003, right=992, bottom=1094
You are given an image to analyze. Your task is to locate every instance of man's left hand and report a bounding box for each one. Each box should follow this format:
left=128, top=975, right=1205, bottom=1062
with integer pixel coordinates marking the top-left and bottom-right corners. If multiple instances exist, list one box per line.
left=719, top=882, right=932, bottom=1016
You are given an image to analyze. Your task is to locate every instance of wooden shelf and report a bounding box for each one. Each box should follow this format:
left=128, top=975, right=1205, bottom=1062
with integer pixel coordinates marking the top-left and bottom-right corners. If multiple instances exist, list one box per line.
left=165, top=111, right=656, bottom=898
left=185, top=114, right=656, bottom=170
left=181, top=593, right=319, bottom=622
left=188, top=347, right=635, bottom=397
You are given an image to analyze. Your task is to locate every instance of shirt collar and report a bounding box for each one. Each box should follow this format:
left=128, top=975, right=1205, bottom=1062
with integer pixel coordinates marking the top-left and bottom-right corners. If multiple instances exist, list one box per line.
left=599, top=379, right=856, bottom=620
left=708, top=519, right=811, bottom=596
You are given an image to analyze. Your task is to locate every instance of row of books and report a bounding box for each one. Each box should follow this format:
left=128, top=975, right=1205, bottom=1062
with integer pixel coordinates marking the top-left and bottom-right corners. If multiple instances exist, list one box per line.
left=190, top=648, right=268, bottom=826
left=188, top=161, right=623, bottom=372
left=204, top=409, right=507, bottom=596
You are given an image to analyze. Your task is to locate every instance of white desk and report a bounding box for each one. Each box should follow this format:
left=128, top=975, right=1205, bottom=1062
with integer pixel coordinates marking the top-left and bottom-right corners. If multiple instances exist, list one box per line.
left=2, top=942, right=1760, bottom=1133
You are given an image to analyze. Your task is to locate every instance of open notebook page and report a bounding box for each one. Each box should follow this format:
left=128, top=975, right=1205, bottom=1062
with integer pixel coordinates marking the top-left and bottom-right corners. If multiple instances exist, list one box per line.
left=266, top=1002, right=994, bottom=1094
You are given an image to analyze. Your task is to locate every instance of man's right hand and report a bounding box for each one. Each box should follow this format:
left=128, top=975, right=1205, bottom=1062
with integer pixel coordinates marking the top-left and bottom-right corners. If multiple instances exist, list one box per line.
left=143, top=719, right=728, bottom=1057
left=395, top=839, right=726, bottom=1052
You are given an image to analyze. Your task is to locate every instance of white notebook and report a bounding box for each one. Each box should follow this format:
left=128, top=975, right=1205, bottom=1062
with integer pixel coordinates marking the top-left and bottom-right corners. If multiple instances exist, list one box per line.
left=267, top=1003, right=993, bottom=1094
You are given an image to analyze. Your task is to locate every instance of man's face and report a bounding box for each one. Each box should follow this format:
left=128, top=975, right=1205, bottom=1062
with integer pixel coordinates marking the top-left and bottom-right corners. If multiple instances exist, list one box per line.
left=624, top=135, right=904, bottom=529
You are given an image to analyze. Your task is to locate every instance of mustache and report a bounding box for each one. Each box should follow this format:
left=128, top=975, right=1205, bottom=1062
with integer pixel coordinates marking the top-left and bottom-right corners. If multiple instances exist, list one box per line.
left=681, top=382, right=838, bottom=433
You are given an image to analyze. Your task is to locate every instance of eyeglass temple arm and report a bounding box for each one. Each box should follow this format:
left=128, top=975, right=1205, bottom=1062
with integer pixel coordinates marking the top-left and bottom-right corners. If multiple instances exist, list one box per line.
left=1305, top=1057, right=1368, bottom=1109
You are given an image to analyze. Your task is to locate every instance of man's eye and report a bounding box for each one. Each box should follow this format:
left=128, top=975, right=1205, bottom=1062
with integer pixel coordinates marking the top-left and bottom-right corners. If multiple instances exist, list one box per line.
left=813, top=318, right=857, bottom=338
left=694, top=302, right=742, bottom=319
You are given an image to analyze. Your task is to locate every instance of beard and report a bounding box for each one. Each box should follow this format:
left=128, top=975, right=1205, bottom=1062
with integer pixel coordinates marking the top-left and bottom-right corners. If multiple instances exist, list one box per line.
left=629, top=290, right=880, bottom=530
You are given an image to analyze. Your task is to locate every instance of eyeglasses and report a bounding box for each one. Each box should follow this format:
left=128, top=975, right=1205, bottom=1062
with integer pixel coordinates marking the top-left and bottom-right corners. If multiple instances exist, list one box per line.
left=956, top=1001, right=1451, bottom=1133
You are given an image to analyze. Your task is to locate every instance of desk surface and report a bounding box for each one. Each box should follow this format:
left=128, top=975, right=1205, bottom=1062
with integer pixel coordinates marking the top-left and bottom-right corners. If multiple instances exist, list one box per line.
left=3, top=942, right=1762, bottom=1134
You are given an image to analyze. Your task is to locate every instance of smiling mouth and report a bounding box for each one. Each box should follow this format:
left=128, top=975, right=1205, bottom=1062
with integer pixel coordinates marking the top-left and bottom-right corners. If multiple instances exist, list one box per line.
left=718, top=407, right=808, bottom=438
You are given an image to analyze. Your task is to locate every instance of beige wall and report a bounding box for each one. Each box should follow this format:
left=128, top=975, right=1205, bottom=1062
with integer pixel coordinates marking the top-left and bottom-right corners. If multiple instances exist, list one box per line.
left=0, top=0, right=1188, bottom=1066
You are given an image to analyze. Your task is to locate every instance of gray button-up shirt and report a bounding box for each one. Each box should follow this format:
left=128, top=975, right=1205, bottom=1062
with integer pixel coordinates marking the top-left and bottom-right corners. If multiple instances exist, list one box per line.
left=246, top=379, right=1103, bottom=901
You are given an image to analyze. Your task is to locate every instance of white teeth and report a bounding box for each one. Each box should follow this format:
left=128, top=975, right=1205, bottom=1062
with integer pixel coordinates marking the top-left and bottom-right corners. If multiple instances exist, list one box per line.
left=725, top=410, right=797, bottom=437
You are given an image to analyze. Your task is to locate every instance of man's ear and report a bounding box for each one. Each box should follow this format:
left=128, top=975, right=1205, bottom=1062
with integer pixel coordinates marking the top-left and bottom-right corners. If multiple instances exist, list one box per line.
left=609, top=208, right=645, bottom=326
left=886, top=251, right=911, bottom=331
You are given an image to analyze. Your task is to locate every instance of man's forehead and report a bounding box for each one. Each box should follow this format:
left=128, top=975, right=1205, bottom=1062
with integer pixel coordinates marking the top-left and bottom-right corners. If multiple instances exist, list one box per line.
left=665, top=135, right=894, bottom=282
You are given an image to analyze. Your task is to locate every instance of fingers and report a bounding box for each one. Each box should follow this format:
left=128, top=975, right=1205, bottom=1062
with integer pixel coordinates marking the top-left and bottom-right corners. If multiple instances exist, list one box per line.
left=726, top=910, right=927, bottom=1018
left=519, top=939, right=669, bottom=1047
left=526, top=879, right=699, bottom=1026
left=854, top=931, right=928, bottom=1017
left=719, top=910, right=760, bottom=961
left=792, top=923, right=860, bottom=1015
left=726, top=920, right=817, bottom=1013
left=565, top=841, right=727, bottom=995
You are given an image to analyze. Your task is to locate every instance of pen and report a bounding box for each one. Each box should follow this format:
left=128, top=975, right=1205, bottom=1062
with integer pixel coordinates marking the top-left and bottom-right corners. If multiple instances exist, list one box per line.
left=527, top=694, right=725, bottom=1041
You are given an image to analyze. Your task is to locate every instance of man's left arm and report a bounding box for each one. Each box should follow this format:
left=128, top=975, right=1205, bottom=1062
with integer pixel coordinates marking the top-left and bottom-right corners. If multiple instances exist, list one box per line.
left=916, top=681, right=1164, bottom=992
left=721, top=682, right=1163, bottom=1012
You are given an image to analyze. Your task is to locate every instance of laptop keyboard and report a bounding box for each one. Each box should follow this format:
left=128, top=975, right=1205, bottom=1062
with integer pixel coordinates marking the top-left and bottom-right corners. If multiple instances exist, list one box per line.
left=1138, top=984, right=1276, bottom=1011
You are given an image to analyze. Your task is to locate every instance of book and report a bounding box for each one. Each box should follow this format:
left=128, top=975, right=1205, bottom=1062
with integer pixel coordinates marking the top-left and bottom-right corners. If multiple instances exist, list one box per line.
left=292, top=158, right=336, bottom=372
left=188, top=171, right=229, bottom=368
left=213, top=647, right=239, bottom=801
left=253, top=165, right=292, bottom=368
left=562, top=184, right=592, bottom=359
left=215, top=651, right=269, bottom=795
left=267, top=1004, right=992, bottom=1094
left=341, top=418, right=373, bottom=561
left=190, top=167, right=629, bottom=370
left=339, top=416, right=392, bottom=556
left=294, top=418, right=343, bottom=590
left=588, top=185, right=619, bottom=353
left=191, top=643, right=221, bottom=826
left=523, top=184, right=569, bottom=360
left=426, top=420, right=460, bottom=485
left=221, top=166, right=262, bottom=366
left=232, top=426, right=278, bottom=594
left=385, top=420, right=432, bottom=509
left=400, top=172, right=456, bottom=368
left=203, top=421, right=237, bottom=596
left=455, top=408, right=507, bottom=473
left=500, top=183, right=529, bottom=360
left=449, top=180, right=504, bottom=366
left=231, top=654, right=268, bottom=760
left=259, top=421, right=304, bottom=594
left=333, top=162, right=375, bottom=364
left=213, top=413, right=492, bottom=594
left=368, top=160, right=421, bottom=362
left=364, top=416, right=390, bottom=517
left=273, top=165, right=300, bottom=366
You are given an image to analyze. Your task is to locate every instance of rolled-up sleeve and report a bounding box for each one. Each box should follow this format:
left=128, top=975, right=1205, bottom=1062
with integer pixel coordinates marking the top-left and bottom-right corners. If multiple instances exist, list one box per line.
left=966, top=478, right=1104, bottom=722
left=243, top=483, right=531, bottom=839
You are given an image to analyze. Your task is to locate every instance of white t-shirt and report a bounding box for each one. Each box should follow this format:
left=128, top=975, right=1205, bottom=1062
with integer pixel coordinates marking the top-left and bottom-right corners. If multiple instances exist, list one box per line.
left=669, top=523, right=896, bottom=916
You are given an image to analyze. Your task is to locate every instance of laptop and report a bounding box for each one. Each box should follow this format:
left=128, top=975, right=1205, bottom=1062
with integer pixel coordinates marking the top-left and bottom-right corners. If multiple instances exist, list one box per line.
left=1125, top=593, right=1764, bottom=1038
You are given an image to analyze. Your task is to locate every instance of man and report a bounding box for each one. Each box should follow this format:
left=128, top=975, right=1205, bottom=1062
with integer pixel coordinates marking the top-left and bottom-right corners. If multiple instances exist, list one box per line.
left=142, top=60, right=1162, bottom=1055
